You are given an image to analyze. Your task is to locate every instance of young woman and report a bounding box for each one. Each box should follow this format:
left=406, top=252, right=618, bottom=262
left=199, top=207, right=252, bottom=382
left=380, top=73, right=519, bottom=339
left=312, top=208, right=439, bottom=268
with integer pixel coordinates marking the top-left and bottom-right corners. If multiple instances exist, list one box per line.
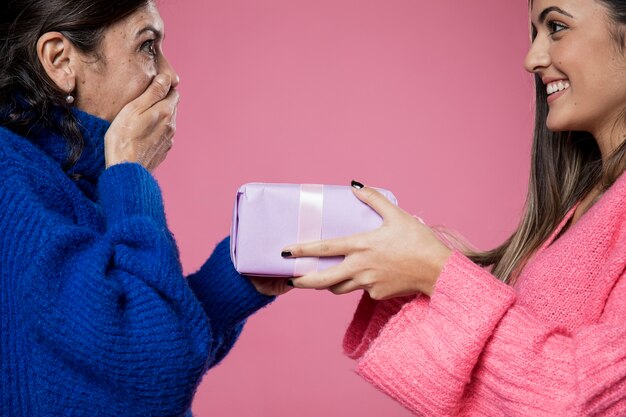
left=0, top=1, right=282, bottom=415
left=284, top=0, right=626, bottom=415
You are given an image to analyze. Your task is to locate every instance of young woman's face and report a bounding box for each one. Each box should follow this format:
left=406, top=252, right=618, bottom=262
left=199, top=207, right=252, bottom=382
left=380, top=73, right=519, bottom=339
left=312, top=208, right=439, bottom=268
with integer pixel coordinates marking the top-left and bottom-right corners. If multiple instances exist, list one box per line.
left=525, top=0, right=626, bottom=139
left=74, top=1, right=178, bottom=122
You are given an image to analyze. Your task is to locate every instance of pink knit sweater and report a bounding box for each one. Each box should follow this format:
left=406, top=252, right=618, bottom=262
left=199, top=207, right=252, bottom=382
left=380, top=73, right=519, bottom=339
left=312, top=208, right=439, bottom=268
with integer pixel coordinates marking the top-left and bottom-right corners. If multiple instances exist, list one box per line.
left=344, top=174, right=626, bottom=416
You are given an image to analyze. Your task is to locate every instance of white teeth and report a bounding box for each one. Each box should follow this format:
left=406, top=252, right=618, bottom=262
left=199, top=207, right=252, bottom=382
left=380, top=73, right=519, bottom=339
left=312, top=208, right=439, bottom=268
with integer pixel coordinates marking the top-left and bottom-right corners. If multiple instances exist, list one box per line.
left=546, top=80, right=570, bottom=95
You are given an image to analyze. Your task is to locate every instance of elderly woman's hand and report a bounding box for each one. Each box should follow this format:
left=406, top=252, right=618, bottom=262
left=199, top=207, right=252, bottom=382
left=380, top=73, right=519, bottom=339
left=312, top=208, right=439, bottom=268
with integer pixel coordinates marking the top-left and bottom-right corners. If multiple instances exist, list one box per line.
left=104, top=73, right=179, bottom=172
left=246, top=277, right=293, bottom=297
left=282, top=183, right=453, bottom=300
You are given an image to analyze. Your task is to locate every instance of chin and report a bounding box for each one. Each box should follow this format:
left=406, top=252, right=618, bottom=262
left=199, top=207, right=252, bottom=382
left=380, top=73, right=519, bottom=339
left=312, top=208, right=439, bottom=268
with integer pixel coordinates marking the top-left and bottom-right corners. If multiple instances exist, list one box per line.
left=545, top=114, right=572, bottom=133
left=546, top=123, right=567, bottom=133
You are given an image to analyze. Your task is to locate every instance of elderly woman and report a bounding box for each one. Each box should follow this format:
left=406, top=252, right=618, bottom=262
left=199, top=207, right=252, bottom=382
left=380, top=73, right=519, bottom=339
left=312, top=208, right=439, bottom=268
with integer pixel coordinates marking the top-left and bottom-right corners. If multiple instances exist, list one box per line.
left=0, top=1, right=281, bottom=416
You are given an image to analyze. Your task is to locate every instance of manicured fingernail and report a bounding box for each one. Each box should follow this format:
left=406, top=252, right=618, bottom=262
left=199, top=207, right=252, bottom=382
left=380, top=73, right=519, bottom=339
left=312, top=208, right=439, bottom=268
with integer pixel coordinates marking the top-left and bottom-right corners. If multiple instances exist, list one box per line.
left=281, top=251, right=293, bottom=258
left=351, top=180, right=364, bottom=189
left=287, top=280, right=294, bottom=287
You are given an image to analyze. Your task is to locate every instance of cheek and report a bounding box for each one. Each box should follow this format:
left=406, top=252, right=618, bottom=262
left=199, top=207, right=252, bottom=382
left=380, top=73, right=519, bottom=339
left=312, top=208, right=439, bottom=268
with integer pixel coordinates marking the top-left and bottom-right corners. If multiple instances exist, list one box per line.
left=551, top=43, right=573, bottom=70
left=125, top=75, right=153, bottom=103
left=108, top=61, right=157, bottom=118
left=124, top=61, right=157, bottom=102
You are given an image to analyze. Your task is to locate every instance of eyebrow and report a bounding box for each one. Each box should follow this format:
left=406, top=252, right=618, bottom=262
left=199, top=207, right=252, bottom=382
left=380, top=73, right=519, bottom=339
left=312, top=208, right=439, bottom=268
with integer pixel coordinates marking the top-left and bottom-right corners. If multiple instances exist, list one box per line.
left=538, top=6, right=574, bottom=24
left=136, top=25, right=163, bottom=40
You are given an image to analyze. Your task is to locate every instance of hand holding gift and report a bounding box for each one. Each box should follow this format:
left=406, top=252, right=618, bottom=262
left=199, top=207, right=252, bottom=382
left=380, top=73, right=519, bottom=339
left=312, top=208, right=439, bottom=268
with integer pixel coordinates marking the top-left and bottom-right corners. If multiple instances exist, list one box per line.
left=232, top=181, right=401, bottom=296
left=282, top=181, right=452, bottom=299
left=230, top=182, right=398, bottom=277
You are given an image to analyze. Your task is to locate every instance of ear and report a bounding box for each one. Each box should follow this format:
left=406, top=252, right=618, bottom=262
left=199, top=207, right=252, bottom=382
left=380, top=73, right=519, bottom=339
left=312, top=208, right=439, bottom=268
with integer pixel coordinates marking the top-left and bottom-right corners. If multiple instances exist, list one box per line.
left=36, top=32, right=78, bottom=95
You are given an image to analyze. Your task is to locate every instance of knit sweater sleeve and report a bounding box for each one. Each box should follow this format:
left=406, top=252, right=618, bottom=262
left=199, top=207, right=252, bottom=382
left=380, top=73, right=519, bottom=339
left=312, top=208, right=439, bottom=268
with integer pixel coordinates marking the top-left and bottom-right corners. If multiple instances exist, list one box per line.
left=344, top=251, right=626, bottom=417
left=5, top=161, right=271, bottom=415
left=186, top=237, right=275, bottom=365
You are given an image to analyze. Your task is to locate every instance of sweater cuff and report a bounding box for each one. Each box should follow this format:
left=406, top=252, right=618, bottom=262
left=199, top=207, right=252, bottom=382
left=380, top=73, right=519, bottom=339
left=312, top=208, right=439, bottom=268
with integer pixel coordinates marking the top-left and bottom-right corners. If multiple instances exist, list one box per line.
left=354, top=251, right=516, bottom=414
left=427, top=251, right=516, bottom=338
left=187, top=237, right=274, bottom=332
left=97, top=163, right=166, bottom=226
left=343, top=293, right=417, bottom=360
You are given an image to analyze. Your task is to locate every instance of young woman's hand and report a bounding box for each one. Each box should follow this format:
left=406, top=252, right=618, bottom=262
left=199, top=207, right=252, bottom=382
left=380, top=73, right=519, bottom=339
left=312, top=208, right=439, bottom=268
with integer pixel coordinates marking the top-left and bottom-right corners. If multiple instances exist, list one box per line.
left=104, top=74, right=179, bottom=172
left=282, top=183, right=453, bottom=300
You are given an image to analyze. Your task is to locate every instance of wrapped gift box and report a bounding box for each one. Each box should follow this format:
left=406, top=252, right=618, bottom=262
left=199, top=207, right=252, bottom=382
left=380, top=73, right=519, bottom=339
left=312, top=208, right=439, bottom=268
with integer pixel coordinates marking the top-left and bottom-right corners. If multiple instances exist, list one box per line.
left=230, top=183, right=397, bottom=277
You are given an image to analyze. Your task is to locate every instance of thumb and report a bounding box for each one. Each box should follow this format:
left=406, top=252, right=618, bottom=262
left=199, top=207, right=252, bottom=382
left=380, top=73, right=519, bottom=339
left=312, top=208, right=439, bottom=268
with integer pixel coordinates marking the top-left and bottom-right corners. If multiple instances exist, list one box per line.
left=136, top=74, right=172, bottom=111
left=351, top=180, right=398, bottom=220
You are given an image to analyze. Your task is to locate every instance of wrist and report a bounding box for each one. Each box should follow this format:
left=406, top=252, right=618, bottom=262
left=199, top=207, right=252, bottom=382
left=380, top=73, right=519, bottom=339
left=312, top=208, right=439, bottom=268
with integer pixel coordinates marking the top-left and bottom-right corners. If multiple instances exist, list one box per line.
left=422, top=245, right=453, bottom=296
left=104, top=133, right=134, bottom=168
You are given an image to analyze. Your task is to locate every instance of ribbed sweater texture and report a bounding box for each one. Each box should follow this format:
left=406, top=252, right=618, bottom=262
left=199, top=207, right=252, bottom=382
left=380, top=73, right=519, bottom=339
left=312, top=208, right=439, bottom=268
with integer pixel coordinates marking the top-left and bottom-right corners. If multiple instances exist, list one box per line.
left=0, top=111, right=274, bottom=417
left=344, top=172, right=626, bottom=416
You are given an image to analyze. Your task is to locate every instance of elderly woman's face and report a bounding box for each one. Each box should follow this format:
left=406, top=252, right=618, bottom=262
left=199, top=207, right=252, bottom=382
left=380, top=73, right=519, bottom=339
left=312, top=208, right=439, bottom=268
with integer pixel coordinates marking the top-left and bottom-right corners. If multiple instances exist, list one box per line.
left=75, top=1, right=178, bottom=122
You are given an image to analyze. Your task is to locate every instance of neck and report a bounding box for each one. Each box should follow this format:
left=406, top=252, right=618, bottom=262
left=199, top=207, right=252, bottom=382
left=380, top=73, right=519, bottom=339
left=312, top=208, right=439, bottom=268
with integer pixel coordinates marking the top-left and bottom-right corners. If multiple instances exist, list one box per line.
left=592, top=118, right=626, bottom=162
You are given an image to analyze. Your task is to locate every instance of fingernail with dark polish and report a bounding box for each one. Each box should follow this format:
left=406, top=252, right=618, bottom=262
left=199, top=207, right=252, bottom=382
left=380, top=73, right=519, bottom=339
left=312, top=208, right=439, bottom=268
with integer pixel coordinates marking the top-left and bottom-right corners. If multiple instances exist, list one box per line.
left=281, top=251, right=293, bottom=258
left=351, top=180, right=364, bottom=189
left=286, top=280, right=294, bottom=287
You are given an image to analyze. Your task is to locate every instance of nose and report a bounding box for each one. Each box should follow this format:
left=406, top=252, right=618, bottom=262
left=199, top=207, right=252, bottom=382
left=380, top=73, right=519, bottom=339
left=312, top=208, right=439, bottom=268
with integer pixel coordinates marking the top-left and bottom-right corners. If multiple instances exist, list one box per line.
left=524, top=36, right=550, bottom=74
left=159, top=55, right=180, bottom=89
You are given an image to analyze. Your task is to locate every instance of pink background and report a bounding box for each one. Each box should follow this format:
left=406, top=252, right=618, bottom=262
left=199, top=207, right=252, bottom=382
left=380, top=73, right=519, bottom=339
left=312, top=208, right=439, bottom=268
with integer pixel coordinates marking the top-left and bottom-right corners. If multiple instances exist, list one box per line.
left=157, top=1, right=534, bottom=416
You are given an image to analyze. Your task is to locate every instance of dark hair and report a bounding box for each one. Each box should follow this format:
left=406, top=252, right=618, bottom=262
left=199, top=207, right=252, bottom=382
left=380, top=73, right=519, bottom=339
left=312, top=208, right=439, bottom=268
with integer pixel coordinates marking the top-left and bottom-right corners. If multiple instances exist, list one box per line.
left=599, top=0, right=626, bottom=52
left=0, top=0, right=149, bottom=172
left=467, top=0, right=626, bottom=282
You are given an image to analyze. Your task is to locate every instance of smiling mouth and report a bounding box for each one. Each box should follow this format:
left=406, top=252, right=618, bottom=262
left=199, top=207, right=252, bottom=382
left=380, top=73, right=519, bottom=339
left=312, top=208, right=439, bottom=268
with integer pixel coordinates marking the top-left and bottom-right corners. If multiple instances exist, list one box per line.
left=546, top=80, right=570, bottom=96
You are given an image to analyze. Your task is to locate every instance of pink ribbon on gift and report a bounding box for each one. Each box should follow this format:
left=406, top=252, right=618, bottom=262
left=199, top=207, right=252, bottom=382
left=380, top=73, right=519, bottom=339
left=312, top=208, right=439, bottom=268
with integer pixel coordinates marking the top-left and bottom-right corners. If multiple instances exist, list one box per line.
left=293, top=184, right=324, bottom=276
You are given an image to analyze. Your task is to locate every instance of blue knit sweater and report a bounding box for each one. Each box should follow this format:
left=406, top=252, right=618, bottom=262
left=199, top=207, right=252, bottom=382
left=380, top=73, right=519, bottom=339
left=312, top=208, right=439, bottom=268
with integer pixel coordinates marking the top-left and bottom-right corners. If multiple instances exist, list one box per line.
left=0, top=110, right=274, bottom=416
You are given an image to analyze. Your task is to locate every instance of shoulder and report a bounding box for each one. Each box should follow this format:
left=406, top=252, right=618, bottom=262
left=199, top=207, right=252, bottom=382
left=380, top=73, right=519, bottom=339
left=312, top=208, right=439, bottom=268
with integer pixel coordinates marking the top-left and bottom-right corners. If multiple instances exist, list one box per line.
left=600, top=172, right=626, bottom=219
left=0, top=125, right=64, bottom=177
left=0, top=126, right=41, bottom=169
left=0, top=126, right=20, bottom=157
left=586, top=173, right=626, bottom=257
left=0, top=126, right=74, bottom=212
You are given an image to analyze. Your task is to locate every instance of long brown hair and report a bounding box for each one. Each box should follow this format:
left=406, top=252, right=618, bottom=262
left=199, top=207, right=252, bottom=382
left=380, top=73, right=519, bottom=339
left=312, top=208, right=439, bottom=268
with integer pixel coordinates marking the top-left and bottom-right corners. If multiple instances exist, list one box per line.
left=466, top=0, right=626, bottom=283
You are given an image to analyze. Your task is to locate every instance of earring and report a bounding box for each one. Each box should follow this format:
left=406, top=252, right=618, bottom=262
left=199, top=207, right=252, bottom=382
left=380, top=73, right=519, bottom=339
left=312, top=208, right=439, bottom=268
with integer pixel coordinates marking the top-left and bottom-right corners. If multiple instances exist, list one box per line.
left=65, top=94, right=75, bottom=104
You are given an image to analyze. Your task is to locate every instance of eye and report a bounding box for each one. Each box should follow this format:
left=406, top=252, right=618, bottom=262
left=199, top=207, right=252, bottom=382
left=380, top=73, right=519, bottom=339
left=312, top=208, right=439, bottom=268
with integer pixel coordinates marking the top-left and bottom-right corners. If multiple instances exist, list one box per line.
left=140, top=39, right=157, bottom=57
left=547, top=20, right=567, bottom=35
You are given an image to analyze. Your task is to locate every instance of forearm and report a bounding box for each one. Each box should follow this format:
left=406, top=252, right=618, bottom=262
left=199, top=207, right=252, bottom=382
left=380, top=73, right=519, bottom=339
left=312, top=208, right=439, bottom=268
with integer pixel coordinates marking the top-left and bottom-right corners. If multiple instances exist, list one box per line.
left=350, top=252, right=626, bottom=416
left=186, top=237, right=274, bottom=339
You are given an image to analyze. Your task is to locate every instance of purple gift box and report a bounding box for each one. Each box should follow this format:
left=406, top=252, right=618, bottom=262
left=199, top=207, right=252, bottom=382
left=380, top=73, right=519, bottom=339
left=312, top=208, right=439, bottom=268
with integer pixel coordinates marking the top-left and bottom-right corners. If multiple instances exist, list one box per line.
left=230, top=183, right=398, bottom=277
